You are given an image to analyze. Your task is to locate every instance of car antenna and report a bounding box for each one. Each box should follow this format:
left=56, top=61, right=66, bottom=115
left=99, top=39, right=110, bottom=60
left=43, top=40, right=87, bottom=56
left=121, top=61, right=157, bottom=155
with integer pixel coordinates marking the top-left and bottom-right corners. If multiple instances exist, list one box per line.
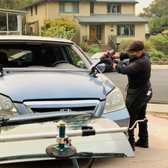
left=0, top=64, right=4, bottom=77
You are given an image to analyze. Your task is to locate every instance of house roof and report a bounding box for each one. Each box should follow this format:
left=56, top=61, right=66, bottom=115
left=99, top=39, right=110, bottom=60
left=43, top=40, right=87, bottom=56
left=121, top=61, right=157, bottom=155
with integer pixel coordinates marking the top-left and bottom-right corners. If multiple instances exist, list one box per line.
left=90, top=0, right=138, bottom=3
left=75, top=14, right=148, bottom=24
left=23, top=0, right=46, bottom=9
left=23, top=0, right=138, bottom=9
left=0, top=8, right=27, bottom=14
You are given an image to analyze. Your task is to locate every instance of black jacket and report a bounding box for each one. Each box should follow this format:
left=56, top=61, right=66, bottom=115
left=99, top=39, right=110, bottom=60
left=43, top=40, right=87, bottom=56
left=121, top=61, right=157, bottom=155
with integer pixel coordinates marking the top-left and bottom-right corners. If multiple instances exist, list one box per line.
left=116, top=52, right=151, bottom=89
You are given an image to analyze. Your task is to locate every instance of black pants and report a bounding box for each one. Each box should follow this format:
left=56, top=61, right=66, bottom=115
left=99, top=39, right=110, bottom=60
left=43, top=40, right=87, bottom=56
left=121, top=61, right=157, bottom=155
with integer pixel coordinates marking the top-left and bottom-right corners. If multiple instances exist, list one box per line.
left=126, top=84, right=152, bottom=144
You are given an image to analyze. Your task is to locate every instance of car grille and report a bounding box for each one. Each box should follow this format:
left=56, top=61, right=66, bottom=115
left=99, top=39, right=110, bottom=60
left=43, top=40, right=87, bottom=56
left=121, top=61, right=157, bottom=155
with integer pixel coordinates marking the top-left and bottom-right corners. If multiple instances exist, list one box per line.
left=23, top=100, right=99, bottom=113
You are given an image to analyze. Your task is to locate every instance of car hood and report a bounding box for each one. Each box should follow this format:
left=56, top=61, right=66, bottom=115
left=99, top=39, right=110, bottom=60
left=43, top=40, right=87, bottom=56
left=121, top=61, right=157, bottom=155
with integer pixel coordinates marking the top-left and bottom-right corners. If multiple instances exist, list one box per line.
left=0, top=117, right=134, bottom=164
left=0, top=69, right=115, bottom=102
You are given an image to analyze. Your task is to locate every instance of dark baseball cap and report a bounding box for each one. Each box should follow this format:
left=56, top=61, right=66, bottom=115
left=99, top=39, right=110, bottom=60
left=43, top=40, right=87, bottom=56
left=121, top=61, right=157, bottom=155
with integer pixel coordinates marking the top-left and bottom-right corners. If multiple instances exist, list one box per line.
left=126, top=40, right=144, bottom=52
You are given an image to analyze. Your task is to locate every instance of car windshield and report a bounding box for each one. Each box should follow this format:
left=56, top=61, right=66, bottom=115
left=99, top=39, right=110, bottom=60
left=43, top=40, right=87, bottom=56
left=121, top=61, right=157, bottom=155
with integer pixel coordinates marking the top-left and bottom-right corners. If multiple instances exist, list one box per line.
left=0, top=42, right=90, bottom=69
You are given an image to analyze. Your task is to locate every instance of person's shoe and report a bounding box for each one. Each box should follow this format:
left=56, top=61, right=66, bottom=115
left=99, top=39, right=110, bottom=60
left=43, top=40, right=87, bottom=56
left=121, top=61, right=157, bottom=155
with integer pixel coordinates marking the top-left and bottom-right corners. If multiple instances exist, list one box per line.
left=135, top=139, right=149, bottom=148
left=131, top=144, right=135, bottom=151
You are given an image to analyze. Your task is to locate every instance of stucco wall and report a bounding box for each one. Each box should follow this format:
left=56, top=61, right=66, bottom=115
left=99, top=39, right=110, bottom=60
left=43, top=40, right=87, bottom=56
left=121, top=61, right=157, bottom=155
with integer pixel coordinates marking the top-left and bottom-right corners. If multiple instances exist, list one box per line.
left=135, top=24, right=146, bottom=41
left=94, top=3, right=106, bottom=14
left=122, top=4, right=135, bottom=14
left=116, top=24, right=146, bottom=43
left=26, top=3, right=46, bottom=35
left=93, top=3, right=135, bottom=15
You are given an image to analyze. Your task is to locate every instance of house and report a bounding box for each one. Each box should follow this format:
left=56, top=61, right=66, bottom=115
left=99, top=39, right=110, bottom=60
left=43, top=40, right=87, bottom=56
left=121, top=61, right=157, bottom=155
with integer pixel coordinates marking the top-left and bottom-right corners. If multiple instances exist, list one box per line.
left=24, top=0, right=148, bottom=49
left=0, top=8, right=26, bottom=35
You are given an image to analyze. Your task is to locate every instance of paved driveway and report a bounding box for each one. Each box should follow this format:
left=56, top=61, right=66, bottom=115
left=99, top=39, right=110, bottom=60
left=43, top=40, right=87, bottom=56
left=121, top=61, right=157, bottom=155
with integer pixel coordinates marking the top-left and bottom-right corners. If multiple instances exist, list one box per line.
left=89, top=113, right=168, bottom=168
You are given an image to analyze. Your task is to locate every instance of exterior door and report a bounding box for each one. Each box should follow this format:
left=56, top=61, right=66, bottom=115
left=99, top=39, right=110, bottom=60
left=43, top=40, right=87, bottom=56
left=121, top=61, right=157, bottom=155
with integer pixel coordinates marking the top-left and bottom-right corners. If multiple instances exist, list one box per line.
left=90, top=25, right=101, bottom=42
left=90, top=25, right=97, bottom=42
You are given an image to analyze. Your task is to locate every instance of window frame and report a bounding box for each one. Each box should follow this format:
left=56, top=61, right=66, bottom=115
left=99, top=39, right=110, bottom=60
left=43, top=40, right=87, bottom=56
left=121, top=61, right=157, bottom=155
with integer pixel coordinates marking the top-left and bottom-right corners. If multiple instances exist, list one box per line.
left=90, top=2, right=94, bottom=14
left=117, top=24, right=135, bottom=37
left=59, top=2, right=79, bottom=13
left=107, top=3, right=121, bottom=14
left=0, top=12, right=19, bottom=32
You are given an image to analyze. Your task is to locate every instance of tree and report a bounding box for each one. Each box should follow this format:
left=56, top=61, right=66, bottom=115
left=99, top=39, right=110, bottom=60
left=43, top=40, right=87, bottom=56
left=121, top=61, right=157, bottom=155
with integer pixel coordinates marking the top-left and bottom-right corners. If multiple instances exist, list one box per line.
left=149, top=15, right=168, bottom=34
left=41, top=17, right=77, bottom=40
left=0, top=0, right=36, bottom=10
left=139, top=0, right=168, bottom=18
left=139, top=0, right=168, bottom=35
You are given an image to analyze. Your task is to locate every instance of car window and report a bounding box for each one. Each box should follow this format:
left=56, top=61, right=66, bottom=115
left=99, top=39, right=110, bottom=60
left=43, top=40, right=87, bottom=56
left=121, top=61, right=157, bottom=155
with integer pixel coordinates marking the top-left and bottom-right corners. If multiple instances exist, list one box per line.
left=0, top=43, right=88, bottom=69
left=66, top=46, right=86, bottom=69
left=9, top=50, right=32, bottom=62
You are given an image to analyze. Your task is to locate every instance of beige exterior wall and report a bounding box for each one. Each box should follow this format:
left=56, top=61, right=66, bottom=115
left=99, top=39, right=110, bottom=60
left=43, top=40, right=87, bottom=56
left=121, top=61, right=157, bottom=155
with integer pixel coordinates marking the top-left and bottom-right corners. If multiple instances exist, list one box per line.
left=92, top=3, right=135, bottom=15
left=46, top=2, right=58, bottom=19
left=26, top=1, right=90, bottom=35
left=79, top=24, right=89, bottom=42
left=94, top=3, right=106, bottom=14
left=116, top=24, right=146, bottom=43
left=76, top=23, right=146, bottom=44
left=121, top=4, right=135, bottom=14
left=134, top=24, right=146, bottom=41
left=26, top=3, right=46, bottom=35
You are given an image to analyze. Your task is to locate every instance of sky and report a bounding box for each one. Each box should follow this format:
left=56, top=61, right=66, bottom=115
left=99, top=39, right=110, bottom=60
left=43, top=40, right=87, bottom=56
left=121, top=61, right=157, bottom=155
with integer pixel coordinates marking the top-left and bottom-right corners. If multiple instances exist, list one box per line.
left=135, top=0, right=154, bottom=15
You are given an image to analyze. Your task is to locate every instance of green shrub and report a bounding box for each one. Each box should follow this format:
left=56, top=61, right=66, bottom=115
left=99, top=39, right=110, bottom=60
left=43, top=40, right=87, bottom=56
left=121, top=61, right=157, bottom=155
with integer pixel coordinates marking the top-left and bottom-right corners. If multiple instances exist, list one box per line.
left=41, top=17, right=77, bottom=39
left=79, top=42, right=90, bottom=52
left=149, top=48, right=165, bottom=58
left=162, top=29, right=168, bottom=36
left=118, top=39, right=133, bottom=52
left=79, top=42, right=100, bottom=55
left=150, top=57, right=161, bottom=64
left=149, top=35, right=168, bottom=54
left=88, top=44, right=100, bottom=54
left=144, top=40, right=153, bottom=52
left=160, top=57, right=168, bottom=64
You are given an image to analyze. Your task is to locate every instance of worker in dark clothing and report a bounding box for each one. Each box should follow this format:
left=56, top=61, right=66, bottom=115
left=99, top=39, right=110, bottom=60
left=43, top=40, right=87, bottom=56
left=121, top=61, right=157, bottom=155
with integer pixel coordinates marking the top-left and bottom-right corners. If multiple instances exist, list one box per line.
left=112, top=40, right=152, bottom=151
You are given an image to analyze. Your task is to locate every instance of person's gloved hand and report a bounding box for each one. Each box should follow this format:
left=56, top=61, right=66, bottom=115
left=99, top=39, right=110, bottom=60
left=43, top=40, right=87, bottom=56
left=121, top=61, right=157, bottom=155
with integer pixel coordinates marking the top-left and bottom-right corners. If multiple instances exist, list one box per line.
left=119, top=52, right=129, bottom=61
left=100, top=57, right=113, bottom=65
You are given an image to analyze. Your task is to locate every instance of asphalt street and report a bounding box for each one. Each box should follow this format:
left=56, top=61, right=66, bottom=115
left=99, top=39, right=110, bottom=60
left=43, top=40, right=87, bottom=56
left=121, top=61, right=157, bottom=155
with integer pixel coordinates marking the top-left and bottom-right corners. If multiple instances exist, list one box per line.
left=104, top=65, right=168, bottom=104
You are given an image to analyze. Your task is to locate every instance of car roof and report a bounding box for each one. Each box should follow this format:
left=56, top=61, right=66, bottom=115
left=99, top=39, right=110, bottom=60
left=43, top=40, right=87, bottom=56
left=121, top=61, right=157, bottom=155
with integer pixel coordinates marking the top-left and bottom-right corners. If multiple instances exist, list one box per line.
left=0, top=35, right=73, bottom=44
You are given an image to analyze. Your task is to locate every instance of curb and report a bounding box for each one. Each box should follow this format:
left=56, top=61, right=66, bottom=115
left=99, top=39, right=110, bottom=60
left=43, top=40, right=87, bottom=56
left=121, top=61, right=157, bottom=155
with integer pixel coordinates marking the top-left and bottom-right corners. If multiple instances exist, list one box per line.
left=152, top=65, right=168, bottom=69
left=147, top=103, right=168, bottom=114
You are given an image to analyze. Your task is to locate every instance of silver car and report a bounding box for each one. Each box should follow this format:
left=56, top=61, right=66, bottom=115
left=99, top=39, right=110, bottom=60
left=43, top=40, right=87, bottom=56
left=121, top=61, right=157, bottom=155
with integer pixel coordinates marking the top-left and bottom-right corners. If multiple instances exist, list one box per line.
left=0, top=35, right=132, bottom=164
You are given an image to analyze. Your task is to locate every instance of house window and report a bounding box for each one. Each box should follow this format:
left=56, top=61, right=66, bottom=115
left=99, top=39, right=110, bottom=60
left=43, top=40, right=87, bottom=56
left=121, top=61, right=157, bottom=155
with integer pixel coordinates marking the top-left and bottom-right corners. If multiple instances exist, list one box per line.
left=107, top=3, right=121, bottom=14
left=0, top=13, right=18, bottom=32
left=59, top=2, right=79, bottom=13
left=117, top=25, right=135, bottom=36
left=0, top=13, right=7, bottom=31
left=8, top=14, right=18, bottom=31
left=90, top=2, right=94, bottom=14
left=31, top=7, right=33, bottom=16
left=35, top=5, right=38, bottom=15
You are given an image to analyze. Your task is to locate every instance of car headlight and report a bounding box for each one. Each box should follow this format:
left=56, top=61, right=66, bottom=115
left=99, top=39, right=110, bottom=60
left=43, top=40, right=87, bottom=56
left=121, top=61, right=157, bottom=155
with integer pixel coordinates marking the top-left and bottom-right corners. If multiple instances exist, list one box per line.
left=0, top=95, right=18, bottom=116
left=103, top=87, right=125, bottom=113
